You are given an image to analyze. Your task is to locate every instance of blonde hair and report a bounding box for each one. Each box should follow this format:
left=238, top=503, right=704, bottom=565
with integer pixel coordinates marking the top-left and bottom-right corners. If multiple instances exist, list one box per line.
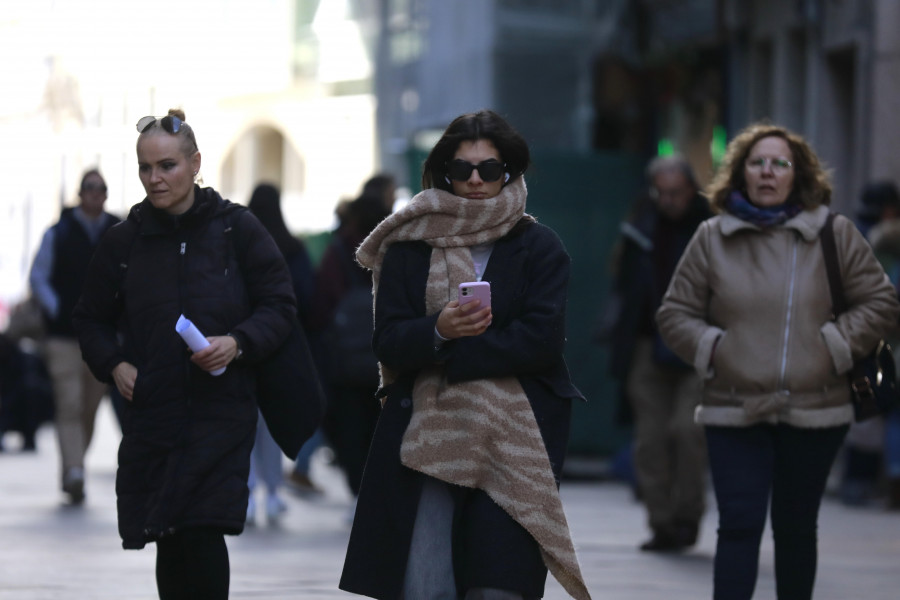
left=137, top=108, right=199, bottom=158
left=706, top=122, right=832, bottom=213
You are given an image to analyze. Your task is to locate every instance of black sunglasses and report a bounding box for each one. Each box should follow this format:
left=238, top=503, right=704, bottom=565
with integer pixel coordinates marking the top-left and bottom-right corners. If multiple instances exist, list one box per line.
left=445, top=159, right=506, bottom=183
left=136, top=115, right=185, bottom=134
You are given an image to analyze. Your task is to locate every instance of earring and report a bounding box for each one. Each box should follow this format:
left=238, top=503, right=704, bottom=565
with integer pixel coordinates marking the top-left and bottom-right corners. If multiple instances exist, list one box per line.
left=444, top=175, right=451, bottom=185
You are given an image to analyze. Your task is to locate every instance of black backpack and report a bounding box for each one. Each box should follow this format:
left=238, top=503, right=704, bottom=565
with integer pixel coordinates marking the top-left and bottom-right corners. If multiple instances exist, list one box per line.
left=323, top=239, right=379, bottom=388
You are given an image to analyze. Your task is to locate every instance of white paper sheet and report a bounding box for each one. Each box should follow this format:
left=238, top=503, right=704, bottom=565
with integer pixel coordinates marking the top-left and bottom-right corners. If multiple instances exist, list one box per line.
left=175, top=314, right=226, bottom=376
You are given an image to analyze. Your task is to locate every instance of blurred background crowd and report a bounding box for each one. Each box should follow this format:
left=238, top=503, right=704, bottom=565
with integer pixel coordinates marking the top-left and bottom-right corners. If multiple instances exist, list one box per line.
left=3, top=0, right=900, bottom=542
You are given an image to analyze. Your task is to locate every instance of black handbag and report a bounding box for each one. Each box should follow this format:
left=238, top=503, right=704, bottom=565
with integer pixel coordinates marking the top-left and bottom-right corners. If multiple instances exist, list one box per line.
left=254, top=314, right=327, bottom=458
left=226, top=209, right=327, bottom=457
left=820, top=213, right=899, bottom=421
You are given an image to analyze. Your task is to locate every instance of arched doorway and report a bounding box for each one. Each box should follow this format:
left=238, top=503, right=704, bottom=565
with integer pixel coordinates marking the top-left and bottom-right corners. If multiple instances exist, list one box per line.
left=219, top=124, right=305, bottom=207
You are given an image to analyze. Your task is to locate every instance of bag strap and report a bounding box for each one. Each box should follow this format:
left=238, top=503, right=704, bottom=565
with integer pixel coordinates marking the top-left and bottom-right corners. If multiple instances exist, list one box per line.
left=820, top=212, right=847, bottom=317
left=222, top=206, right=254, bottom=277
left=113, top=219, right=141, bottom=305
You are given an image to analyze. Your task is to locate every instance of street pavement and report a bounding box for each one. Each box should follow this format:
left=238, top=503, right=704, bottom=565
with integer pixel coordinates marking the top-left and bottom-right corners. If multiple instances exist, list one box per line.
left=1, top=402, right=899, bottom=599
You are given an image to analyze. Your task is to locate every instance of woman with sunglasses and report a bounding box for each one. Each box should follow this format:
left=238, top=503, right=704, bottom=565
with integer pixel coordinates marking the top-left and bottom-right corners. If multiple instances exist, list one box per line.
left=72, top=109, right=296, bottom=599
left=657, top=122, right=900, bottom=599
left=339, top=110, right=591, bottom=600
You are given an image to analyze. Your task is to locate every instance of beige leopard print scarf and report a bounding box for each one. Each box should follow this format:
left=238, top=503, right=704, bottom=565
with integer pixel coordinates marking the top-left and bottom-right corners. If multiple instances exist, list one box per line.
left=356, top=178, right=591, bottom=600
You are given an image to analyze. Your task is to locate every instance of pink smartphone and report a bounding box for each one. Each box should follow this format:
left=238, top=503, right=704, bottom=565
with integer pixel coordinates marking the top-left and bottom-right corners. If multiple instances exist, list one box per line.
left=458, top=281, right=491, bottom=309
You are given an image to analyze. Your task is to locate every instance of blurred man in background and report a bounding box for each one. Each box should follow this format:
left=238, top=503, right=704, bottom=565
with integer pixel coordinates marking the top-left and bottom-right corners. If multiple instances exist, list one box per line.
left=29, top=168, right=119, bottom=504
left=604, top=156, right=711, bottom=551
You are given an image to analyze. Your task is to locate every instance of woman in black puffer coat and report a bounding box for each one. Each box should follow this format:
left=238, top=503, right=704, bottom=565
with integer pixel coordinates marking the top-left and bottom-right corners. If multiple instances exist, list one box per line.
left=72, top=109, right=295, bottom=600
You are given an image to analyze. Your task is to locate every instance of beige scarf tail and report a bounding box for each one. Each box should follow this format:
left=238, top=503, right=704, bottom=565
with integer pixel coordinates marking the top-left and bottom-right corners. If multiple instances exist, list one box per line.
left=401, top=372, right=591, bottom=600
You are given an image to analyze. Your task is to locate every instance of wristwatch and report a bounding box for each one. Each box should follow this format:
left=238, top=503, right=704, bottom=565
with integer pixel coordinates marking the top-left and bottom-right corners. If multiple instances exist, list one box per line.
left=227, top=333, right=243, bottom=360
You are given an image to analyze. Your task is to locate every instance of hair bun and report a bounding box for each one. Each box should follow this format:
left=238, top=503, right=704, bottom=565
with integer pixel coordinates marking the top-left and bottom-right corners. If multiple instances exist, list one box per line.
left=167, top=108, right=187, bottom=121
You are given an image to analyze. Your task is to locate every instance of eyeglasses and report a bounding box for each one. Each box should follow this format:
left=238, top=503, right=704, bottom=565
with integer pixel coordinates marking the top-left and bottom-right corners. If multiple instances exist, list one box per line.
left=136, top=115, right=186, bottom=134
left=446, top=159, right=506, bottom=182
left=81, top=183, right=107, bottom=193
left=746, top=156, right=793, bottom=174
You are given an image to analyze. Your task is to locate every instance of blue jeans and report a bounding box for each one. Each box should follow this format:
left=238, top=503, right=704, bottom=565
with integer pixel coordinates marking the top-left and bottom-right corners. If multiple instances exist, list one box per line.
left=248, top=411, right=283, bottom=494
left=705, top=423, right=848, bottom=600
left=293, top=428, right=324, bottom=475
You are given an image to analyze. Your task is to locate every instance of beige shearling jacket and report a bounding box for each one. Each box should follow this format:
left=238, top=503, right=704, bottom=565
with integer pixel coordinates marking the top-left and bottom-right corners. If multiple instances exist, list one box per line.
left=657, top=205, right=900, bottom=428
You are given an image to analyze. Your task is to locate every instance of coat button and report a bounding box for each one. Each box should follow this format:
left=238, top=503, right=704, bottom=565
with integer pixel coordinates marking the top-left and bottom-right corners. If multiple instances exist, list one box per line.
left=400, top=397, right=412, bottom=408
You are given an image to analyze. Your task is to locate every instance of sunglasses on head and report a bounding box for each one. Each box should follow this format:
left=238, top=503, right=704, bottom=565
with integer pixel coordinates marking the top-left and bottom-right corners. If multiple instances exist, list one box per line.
left=445, top=159, right=506, bottom=183
left=136, top=115, right=185, bottom=134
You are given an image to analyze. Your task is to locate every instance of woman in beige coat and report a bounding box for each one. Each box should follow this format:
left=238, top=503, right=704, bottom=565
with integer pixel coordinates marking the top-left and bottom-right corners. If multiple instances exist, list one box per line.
left=657, top=122, right=900, bottom=600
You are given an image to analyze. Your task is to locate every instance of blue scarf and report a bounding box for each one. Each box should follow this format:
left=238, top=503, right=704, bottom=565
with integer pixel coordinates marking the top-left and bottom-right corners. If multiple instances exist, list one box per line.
left=725, top=191, right=803, bottom=228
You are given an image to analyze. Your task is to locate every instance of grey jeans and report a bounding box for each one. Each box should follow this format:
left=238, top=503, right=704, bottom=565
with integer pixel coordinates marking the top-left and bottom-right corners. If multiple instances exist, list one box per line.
left=402, top=477, right=525, bottom=600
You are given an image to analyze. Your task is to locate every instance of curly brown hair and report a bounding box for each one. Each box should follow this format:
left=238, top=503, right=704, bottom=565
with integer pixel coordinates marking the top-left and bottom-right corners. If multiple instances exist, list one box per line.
left=706, top=122, right=832, bottom=213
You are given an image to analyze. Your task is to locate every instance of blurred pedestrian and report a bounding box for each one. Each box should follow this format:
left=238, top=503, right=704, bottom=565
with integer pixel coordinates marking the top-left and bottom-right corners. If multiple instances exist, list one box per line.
left=313, top=192, right=391, bottom=501
left=862, top=181, right=900, bottom=509
left=0, top=333, right=54, bottom=452
left=361, top=172, right=397, bottom=214
left=855, top=180, right=900, bottom=238
left=73, top=109, right=296, bottom=599
left=29, top=168, right=119, bottom=503
left=657, top=122, right=900, bottom=599
left=604, top=155, right=711, bottom=551
left=246, top=182, right=316, bottom=519
left=340, top=110, right=590, bottom=600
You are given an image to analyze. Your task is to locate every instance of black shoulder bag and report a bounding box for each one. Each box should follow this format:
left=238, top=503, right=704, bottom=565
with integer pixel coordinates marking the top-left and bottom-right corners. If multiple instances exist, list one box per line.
left=820, top=212, right=899, bottom=421
left=224, top=209, right=327, bottom=457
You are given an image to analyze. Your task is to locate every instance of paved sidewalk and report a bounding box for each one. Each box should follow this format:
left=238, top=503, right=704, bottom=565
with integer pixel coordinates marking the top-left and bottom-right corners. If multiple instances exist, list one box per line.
left=1, top=402, right=899, bottom=599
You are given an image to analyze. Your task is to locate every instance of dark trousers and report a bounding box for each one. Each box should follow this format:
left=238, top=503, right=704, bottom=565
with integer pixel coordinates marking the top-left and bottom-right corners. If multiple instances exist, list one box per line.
left=156, top=528, right=230, bottom=600
left=705, top=423, right=848, bottom=600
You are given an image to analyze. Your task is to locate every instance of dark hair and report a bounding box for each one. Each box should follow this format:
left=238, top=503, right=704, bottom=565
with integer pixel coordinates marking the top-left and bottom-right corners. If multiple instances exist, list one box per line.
left=346, top=193, right=392, bottom=238
left=421, top=110, right=530, bottom=192
left=361, top=172, right=396, bottom=212
left=362, top=173, right=396, bottom=198
left=79, top=168, right=104, bottom=191
left=247, top=183, right=304, bottom=258
left=859, top=180, right=900, bottom=221
left=707, top=122, right=832, bottom=213
left=137, top=108, right=200, bottom=158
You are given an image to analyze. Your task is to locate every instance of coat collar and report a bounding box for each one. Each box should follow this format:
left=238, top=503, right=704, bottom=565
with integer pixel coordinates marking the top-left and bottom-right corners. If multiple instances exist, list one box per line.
left=129, top=186, right=226, bottom=236
left=718, top=204, right=830, bottom=242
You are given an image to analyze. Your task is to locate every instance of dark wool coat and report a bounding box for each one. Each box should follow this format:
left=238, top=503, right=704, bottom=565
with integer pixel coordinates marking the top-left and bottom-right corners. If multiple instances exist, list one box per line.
left=72, top=187, right=295, bottom=549
left=606, top=193, right=711, bottom=382
left=339, top=220, right=583, bottom=599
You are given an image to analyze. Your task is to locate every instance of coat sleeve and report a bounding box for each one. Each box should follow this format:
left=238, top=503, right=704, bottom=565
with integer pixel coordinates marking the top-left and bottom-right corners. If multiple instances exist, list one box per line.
left=824, top=215, right=900, bottom=364
left=71, top=223, right=132, bottom=383
left=29, top=227, right=59, bottom=318
left=656, top=221, right=723, bottom=378
left=229, top=210, right=297, bottom=362
left=372, top=242, right=443, bottom=375
left=442, top=225, right=572, bottom=383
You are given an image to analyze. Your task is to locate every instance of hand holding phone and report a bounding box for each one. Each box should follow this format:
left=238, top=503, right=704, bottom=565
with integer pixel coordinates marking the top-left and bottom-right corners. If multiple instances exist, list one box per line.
left=436, top=281, right=492, bottom=339
left=458, top=281, right=491, bottom=310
